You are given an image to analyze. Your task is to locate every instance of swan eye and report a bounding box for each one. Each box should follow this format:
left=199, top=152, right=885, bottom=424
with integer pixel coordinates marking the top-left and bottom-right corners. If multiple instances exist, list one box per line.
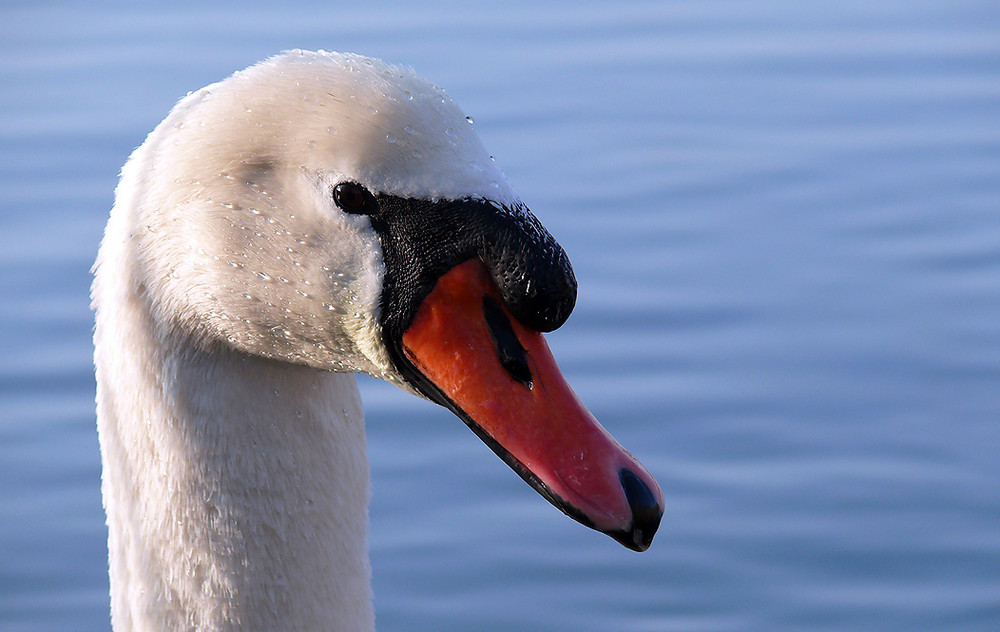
left=333, top=182, right=378, bottom=215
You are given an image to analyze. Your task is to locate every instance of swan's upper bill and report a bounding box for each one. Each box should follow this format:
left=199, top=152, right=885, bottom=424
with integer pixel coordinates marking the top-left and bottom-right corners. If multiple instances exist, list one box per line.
left=93, top=50, right=662, bottom=631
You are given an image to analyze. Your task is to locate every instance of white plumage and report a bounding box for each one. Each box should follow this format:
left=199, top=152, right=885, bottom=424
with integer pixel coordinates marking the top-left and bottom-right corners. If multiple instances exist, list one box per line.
left=93, top=50, right=515, bottom=632
left=93, top=49, right=662, bottom=632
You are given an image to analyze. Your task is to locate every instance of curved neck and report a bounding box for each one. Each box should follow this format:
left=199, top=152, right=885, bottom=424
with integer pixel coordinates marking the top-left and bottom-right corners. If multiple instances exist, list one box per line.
left=94, top=287, right=374, bottom=631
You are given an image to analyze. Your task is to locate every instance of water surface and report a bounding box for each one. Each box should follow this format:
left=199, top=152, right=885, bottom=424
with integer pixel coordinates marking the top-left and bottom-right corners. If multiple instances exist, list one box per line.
left=1, top=2, right=999, bottom=630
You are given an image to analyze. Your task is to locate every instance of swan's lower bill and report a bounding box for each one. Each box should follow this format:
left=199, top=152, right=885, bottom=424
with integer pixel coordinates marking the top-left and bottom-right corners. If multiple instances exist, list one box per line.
left=402, top=259, right=663, bottom=551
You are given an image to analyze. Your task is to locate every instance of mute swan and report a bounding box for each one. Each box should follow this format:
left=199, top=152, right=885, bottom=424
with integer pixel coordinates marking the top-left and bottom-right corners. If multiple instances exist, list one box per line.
left=92, top=50, right=662, bottom=632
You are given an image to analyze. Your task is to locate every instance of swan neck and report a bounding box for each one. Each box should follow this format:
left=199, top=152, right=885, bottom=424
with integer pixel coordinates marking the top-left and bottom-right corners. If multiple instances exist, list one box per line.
left=95, top=298, right=374, bottom=631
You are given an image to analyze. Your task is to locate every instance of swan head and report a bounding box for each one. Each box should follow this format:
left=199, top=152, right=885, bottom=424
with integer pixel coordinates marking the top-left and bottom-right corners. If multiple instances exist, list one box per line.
left=104, top=50, right=662, bottom=550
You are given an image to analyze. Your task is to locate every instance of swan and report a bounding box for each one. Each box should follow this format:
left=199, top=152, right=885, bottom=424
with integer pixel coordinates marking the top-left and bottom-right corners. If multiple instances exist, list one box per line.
left=92, top=50, right=663, bottom=631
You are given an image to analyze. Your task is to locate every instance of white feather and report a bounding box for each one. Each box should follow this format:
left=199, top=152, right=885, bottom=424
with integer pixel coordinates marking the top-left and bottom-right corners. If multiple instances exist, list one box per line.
left=93, top=50, right=518, bottom=631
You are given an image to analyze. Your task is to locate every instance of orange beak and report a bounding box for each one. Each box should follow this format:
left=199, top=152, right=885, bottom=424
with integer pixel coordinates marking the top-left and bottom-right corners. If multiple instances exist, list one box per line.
left=401, top=259, right=663, bottom=550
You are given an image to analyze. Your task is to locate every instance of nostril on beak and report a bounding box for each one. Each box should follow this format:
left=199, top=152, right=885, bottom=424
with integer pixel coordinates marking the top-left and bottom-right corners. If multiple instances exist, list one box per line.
left=618, top=468, right=663, bottom=552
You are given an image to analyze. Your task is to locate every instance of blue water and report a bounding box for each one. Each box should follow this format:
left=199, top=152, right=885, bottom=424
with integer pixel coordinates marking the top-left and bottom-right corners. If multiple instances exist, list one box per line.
left=2, top=1, right=999, bottom=630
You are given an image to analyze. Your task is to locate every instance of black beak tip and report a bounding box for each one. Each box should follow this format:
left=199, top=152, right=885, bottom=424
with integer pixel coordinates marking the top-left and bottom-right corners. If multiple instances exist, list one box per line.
left=611, top=468, right=663, bottom=552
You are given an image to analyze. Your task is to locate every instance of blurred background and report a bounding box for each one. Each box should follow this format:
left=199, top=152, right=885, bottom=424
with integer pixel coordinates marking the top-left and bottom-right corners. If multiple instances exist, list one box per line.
left=1, top=1, right=998, bottom=630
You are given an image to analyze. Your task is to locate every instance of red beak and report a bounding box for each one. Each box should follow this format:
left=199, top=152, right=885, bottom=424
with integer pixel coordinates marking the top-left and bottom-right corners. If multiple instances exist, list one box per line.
left=401, top=259, right=663, bottom=550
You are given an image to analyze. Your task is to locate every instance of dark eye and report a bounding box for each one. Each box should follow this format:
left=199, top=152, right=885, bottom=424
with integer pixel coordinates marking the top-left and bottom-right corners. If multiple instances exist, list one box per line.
left=333, top=182, right=378, bottom=215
